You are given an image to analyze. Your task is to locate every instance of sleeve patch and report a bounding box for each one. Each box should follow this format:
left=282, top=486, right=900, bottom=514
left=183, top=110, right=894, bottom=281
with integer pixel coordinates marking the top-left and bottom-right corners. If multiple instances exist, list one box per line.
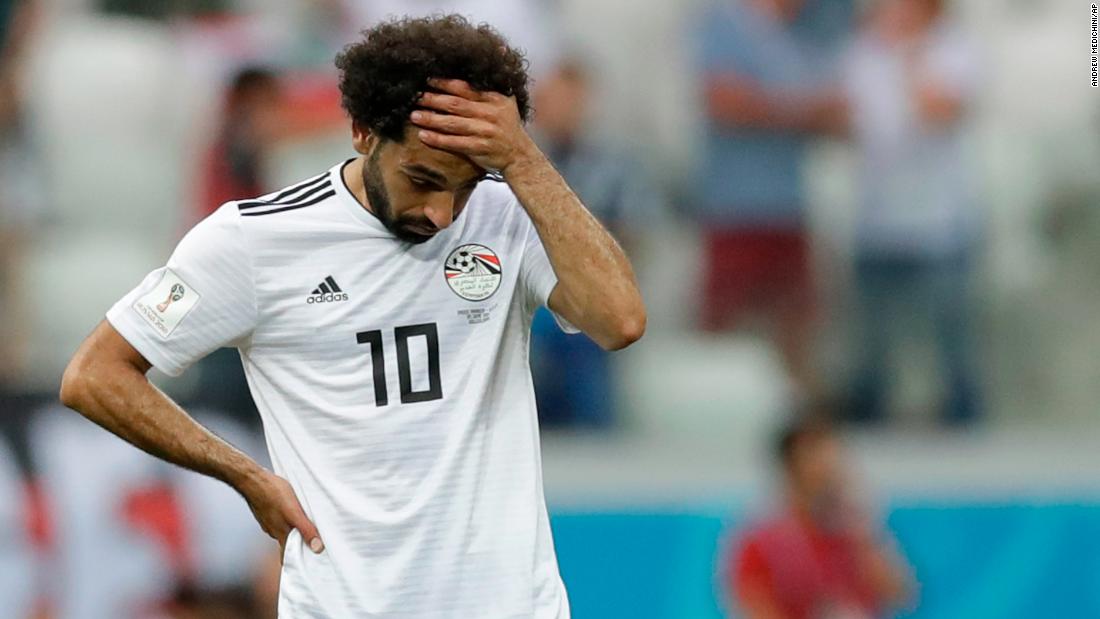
left=132, top=269, right=202, bottom=339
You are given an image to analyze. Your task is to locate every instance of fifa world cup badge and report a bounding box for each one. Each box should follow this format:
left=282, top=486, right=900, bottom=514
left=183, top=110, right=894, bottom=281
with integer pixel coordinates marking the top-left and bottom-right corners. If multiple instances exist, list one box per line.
left=133, top=269, right=201, bottom=338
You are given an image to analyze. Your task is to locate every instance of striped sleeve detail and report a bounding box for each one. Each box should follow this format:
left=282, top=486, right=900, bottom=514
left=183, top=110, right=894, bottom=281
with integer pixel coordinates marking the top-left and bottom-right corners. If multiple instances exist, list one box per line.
left=238, top=173, right=335, bottom=217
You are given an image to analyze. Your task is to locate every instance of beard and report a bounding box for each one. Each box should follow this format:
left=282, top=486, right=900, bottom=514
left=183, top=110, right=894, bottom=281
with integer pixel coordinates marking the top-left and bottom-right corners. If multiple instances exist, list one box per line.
left=363, top=149, right=436, bottom=245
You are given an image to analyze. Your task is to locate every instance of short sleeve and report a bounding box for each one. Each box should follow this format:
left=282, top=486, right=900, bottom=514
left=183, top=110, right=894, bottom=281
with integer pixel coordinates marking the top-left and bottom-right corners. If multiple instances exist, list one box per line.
left=519, top=218, right=580, bottom=334
left=697, top=4, right=753, bottom=75
left=106, top=203, right=257, bottom=377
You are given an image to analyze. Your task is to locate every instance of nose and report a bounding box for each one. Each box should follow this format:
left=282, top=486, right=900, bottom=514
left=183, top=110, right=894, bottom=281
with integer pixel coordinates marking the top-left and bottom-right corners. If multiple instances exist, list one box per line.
left=422, top=196, right=455, bottom=230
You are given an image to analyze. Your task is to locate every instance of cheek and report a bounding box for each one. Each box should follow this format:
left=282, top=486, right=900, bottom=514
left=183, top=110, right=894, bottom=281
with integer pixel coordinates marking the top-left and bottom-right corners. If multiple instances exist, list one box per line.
left=453, top=194, right=472, bottom=217
left=389, top=197, right=421, bottom=220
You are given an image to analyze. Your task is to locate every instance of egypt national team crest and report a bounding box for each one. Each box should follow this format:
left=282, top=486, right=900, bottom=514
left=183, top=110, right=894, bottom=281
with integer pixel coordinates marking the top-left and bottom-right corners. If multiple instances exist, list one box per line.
left=444, top=244, right=502, bottom=301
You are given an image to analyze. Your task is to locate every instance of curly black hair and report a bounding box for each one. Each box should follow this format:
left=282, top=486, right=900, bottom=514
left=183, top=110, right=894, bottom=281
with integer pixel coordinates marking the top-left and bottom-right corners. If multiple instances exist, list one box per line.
left=335, top=14, right=531, bottom=142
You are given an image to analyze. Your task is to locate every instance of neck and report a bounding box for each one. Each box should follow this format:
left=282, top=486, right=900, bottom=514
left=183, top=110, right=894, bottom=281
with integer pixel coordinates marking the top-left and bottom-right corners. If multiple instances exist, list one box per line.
left=786, top=484, right=829, bottom=527
left=342, top=156, right=374, bottom=214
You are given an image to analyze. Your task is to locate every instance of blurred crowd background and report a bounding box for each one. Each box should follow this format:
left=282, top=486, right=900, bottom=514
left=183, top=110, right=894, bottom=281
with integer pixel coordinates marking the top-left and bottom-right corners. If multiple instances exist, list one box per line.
left=0, top=0, right=1097, bottom=617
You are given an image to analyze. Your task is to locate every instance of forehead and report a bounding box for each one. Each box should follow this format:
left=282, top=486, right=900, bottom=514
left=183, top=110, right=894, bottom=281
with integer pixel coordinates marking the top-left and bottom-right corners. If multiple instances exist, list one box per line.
left=383, top=126, right=484, bottom=186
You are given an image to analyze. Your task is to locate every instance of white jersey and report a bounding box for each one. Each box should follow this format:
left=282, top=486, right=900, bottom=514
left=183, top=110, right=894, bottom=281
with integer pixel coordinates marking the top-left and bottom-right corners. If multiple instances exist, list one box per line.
left=106, top=160, right=574, bottom=618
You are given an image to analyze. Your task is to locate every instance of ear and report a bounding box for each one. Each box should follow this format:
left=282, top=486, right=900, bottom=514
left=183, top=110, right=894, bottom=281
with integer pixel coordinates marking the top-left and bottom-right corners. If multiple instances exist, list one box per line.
left=351, top=122, right=377, bottom=155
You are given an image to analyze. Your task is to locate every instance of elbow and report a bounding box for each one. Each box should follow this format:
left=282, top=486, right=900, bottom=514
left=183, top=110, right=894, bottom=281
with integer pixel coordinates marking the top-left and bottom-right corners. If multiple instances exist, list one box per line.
left=602, top=306, right=647, bottom=351
left=59, top=360, right=85, bottom=411
left=59, top=355, right=96, bottom=412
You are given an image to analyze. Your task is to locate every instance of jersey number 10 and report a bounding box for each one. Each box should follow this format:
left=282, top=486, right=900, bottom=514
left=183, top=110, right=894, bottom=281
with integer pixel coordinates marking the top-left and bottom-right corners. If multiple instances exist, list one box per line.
left=355, top=323, right=443, bottom=406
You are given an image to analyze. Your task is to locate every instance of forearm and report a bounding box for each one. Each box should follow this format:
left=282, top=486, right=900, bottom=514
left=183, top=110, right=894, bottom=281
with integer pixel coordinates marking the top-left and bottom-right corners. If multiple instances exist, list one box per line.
left=503, top=148, right=645, bottom=349
left=60, top=349, right=263, bottom=492
left=705, top=76, right=845, bottom=134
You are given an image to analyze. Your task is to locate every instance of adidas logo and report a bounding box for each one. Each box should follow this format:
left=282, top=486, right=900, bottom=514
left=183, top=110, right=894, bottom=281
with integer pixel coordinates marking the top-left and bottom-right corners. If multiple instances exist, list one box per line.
left=306, top=276, right=349, bottom=304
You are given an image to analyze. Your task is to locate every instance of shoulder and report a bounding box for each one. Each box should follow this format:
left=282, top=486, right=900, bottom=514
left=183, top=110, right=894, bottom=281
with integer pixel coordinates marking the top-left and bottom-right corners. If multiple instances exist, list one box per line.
left=175, top=168, right=340, bottom=263
left=924, top=23, right=981, bottom=88
left=469, top=178, right=521, bottom=210
left=176, top=202, right=244, bottom=255
left=236, top=171, right=334, bottom=214
left=464, top=179, right=531, bottom=236
left=225, top=168, right=365, bottom=247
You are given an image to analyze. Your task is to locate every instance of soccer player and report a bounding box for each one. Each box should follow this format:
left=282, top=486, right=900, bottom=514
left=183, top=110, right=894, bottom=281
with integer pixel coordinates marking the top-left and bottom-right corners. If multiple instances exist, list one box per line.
left=59, top=15, right=645, bottom=618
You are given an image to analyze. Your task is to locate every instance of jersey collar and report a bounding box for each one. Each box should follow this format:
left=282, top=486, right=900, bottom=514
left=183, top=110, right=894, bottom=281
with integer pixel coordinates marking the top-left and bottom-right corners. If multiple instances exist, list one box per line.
left=331, top=158, right=390, bottom=235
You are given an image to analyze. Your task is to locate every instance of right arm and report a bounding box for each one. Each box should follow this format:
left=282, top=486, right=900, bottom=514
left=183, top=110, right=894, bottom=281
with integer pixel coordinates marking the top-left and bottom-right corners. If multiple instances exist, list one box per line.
left=59, top=320, right=324, bottom=554
left=60, top=203, right=323, bottom=554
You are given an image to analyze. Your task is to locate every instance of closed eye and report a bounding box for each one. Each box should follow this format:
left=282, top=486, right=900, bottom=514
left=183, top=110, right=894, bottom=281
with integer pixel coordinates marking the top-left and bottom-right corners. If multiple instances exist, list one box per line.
left=407, top=175, right=441, bottom=190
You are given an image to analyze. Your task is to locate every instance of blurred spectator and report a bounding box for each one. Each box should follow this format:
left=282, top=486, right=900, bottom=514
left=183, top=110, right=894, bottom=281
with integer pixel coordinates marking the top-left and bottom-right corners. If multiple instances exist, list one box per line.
left=0, top=0, right=41, bottom=388
left=694, top=0, right=848, bottom=401
left=528, top=58, right=663, bottom=428
left=725, top=419, right=912, bottom=619
left=842, top=0, right=983, bottom=426
left=190, top=67, right=285, bottom=425
left=197, top=67, right=283, bottom=220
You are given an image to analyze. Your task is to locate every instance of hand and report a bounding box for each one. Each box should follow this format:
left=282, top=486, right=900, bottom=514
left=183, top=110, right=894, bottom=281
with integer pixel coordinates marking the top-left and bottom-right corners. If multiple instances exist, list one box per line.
left=238, top=470, right=324, bottom=556
left=409, top=78, right=539, bottom=174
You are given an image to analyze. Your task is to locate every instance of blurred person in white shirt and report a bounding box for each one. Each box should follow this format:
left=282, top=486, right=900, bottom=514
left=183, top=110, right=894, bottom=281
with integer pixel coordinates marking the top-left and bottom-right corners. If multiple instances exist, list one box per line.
left=842, top=0, right=983, bottom=426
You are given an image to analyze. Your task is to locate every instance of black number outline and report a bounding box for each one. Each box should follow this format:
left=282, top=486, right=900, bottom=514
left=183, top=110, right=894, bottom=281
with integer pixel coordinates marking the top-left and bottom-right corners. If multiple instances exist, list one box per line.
left=355, top=323, right=442, bottom=406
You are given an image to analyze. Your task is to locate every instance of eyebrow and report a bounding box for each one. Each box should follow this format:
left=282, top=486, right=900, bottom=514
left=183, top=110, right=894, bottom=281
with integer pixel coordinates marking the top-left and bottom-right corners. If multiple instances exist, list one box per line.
left=402, top=164, right=485, bottom=188
left=402, top=164, right=448, bottom=185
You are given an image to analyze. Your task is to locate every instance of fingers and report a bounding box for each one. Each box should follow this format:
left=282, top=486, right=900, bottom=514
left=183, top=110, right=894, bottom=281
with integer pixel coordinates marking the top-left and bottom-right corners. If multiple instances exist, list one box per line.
left=416, top=129, right=492, bottom=156
left=410, top=110, right=494, bottom=137
left=418, top=91, right=485, bottom=118
left=426, top=77, right=487, bottom=102
left=287, top=503, right=324, bottom=554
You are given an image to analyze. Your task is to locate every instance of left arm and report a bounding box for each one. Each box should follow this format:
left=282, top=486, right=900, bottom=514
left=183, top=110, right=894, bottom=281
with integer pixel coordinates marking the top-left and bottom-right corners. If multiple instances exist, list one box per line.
left=412, top=78, right=646, bottom=350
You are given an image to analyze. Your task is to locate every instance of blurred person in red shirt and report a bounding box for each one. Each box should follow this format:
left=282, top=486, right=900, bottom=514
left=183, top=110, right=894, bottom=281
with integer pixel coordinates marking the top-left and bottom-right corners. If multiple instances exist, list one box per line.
left=726, top=419, right=913, bottom=619
left=196, top=64, right=347, bottom=222
left=198, top=66, right=283, bottom=220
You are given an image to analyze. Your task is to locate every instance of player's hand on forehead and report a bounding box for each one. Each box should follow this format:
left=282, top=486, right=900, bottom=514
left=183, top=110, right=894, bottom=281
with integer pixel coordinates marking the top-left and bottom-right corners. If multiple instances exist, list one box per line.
left=410, top=78, right=535, bottom=174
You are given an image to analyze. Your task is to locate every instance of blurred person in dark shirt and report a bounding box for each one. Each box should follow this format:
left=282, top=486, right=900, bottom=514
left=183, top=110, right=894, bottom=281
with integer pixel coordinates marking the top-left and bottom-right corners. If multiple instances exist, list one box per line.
left=528, top=58, right=663, bottom=428
left=841, top=0, right=983, bottom=425
left=695, top=0, right=850, bottom=402
left=725, top=419, right=912, bottom=619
